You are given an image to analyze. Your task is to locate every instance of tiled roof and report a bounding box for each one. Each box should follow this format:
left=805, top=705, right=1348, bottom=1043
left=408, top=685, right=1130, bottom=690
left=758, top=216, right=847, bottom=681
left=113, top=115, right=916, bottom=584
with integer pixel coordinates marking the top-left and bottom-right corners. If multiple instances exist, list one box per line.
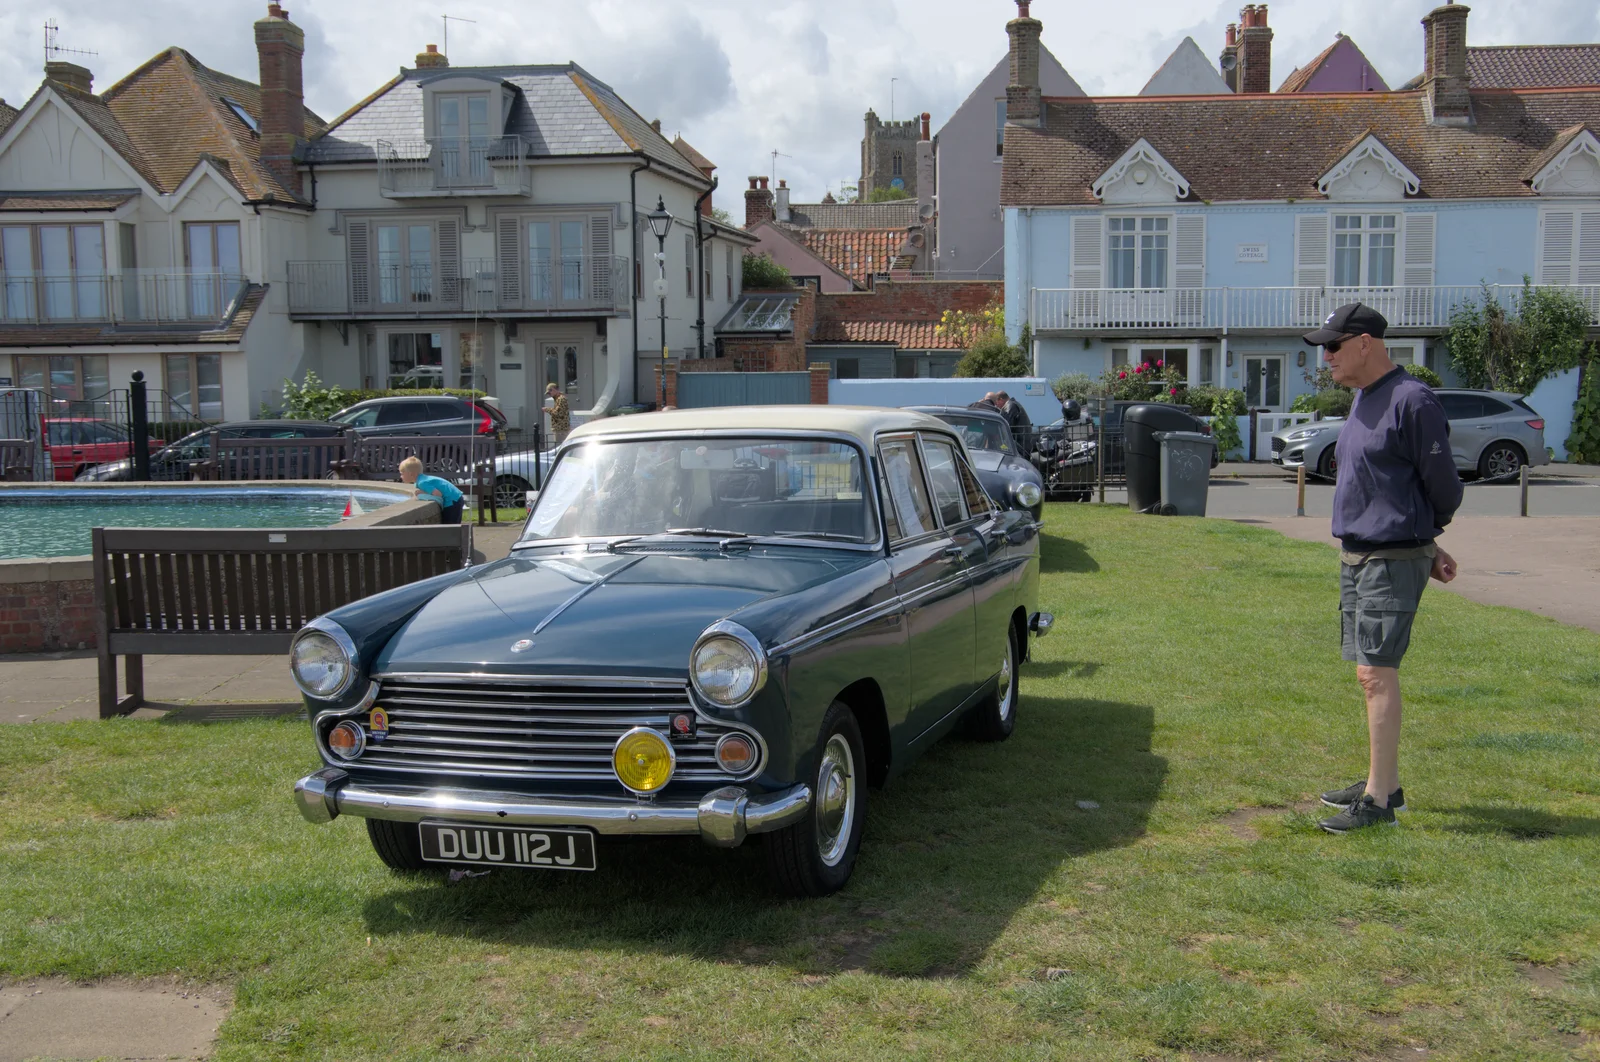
left=306, top=63, right=706, bottom=181
left=1277, top=40, right=1341, bottom=94
left=784, top=201, right=918, bottom=230
left=1468, top=45, right=1600, bottom=89
left=1522, top=123, right=1597, bottom=181
left=811, top=320, right=957, bottom=349
left=1003, top=88, right=1600, bottom=205
left=0, top=98, right=18, bottom=135
left=0, top=191, right=139, bottom=211
left=792, top=228, right=908, bottom=286
left=47, top=86, right=164, bottom=191
left=0, top=284, right=265, bottom=347
left=100, top=47, right=325, bottom=203
left=672, top=135, right=714, bottom=172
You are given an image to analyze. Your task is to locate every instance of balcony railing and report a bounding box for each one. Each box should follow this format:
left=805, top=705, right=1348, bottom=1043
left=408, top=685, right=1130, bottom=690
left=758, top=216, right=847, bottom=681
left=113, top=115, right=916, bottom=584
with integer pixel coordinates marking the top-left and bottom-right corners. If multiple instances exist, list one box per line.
left=0, top=270, right=248, bottom=327
left=376, top=136, right=534, bottom=198
left=1030, top=284, right=1600, bottom=333
left=286, top=255, right=630, bottom=317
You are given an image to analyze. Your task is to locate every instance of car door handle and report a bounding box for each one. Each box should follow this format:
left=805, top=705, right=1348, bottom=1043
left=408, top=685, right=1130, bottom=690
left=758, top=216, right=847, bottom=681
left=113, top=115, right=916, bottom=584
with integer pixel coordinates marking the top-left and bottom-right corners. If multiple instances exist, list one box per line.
left=942, top=545, right=965, bottom=558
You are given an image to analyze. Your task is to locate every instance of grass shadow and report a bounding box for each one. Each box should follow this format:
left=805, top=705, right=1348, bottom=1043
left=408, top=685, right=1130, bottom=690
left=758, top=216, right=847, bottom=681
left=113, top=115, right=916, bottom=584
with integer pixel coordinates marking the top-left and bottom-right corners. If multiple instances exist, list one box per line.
left=1041, top=535, right=1100, bottom=574
left=1024, top=660, right=1101, bottom=680
left=1439, top=805, right=1600, bottom=839
left=360, top=696, right=1165, bottom=977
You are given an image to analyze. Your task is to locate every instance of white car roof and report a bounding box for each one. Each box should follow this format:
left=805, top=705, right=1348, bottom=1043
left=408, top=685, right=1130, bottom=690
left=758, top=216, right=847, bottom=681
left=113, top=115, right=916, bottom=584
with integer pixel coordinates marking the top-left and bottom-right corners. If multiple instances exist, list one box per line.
left=566, top=405, right=952, bottom=448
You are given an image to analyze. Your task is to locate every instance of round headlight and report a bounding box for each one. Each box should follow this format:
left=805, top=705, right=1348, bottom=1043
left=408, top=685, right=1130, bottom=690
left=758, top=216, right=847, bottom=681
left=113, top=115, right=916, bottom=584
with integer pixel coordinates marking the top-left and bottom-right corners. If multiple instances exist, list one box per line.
left=290, top=625, right=355, bottom=699
left=690, top=623, right=768, bottom=708
left=613, top=727, right=675, bottom=794
left=1014, top=481, right=1043, bottom=510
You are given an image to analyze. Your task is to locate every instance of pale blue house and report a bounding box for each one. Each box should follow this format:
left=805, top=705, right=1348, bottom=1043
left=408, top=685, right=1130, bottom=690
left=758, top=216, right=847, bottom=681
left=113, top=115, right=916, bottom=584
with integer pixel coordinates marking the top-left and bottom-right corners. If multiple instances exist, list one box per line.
left=997, top=1, right=1600, bottom=411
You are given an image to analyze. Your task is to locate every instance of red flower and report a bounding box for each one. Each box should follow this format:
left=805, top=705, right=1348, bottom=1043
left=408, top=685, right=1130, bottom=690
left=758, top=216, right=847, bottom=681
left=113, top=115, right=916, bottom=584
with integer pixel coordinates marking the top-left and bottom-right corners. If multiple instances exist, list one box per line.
left=1156, top=359, right=1164, bottom=367
left=1118, top=371, right=1128, bottom=379
left=1169, top=387, right=1179, bottom=395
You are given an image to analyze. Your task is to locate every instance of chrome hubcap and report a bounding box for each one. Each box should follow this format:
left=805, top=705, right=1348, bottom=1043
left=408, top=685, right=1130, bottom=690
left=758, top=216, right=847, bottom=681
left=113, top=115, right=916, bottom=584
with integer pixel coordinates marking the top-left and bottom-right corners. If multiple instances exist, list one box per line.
left=814, top=733, right=856, bottom=867
left=997, top=645, right=1015, bottom=721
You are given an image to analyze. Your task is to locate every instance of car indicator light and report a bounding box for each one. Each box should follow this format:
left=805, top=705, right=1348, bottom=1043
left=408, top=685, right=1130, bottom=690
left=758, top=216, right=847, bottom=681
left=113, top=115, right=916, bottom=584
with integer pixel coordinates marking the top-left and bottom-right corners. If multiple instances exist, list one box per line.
left=327, top=720, right=366, bottom=760
left=715, top=733, right=757, bottom=774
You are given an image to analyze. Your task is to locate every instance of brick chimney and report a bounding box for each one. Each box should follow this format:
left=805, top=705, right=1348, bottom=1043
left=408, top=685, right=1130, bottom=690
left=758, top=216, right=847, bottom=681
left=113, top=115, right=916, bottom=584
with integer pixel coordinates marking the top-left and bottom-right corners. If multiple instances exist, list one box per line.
left=1220, top=23, right=1240, bottom=92
left=1422, top=3, right=1472, bottom=124
left=1005, top=0, right=1042, bottom=127
left=920, top=111, right=930, bottom=141
left=415, top=43, right=448, bottom=69
left=774, top=179, right=791, bottom=222
left=1237, top=5, right=1273, bottom=94
left=44, top=61, right=93, bottom=95
left=254, top=3, right=306, bottom=196
left=744, top=176, right=774, bottom=229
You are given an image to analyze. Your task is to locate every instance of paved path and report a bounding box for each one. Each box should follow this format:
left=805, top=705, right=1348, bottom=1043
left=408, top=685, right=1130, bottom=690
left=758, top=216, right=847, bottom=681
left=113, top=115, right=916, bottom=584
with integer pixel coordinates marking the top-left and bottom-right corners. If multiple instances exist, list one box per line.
left=0, top=979, right=229, bottom=1062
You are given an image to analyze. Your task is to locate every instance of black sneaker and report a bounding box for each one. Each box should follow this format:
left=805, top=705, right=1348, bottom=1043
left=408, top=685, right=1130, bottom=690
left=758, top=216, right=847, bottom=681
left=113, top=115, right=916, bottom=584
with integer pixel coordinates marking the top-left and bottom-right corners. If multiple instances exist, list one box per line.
left=1319, top=781, right=1406, bottom=812
left=1318, top=795, right=1398, bottom=834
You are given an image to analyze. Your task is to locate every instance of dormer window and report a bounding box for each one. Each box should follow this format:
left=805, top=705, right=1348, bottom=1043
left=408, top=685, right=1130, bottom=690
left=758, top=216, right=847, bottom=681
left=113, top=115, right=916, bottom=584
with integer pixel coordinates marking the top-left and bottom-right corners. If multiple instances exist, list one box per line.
left=435, top=93, right=491, bottom=184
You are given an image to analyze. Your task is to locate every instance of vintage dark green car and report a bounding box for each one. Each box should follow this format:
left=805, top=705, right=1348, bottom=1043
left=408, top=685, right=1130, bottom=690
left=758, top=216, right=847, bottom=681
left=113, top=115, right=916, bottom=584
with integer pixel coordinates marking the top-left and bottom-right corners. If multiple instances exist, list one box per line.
left=292, top=407, right=1049, bottom=895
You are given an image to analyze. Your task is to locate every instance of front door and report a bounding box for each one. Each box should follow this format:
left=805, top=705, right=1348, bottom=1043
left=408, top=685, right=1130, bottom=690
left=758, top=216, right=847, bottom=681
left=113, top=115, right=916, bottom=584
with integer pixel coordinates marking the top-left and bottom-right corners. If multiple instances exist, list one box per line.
left=539, top=341, right=589, bottom=412
left=1244, top=355, right=1285, bottom=411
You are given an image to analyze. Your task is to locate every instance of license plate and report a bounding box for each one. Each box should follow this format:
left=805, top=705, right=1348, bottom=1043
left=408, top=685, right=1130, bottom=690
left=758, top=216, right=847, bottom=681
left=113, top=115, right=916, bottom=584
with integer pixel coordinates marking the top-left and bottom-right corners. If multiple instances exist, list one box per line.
left=418, top=821, right=597, bottom=871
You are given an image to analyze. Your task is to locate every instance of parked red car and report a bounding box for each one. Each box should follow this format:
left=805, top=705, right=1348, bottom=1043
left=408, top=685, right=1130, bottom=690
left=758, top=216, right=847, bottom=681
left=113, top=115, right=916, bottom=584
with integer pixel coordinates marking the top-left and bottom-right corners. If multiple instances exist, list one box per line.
left=44, top=418, right=165, bottom=481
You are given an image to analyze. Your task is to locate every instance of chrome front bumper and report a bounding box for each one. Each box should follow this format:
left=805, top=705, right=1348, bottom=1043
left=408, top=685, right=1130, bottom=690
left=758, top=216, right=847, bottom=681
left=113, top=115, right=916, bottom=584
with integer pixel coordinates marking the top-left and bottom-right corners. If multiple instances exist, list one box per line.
left=292, top=767, right=811, bottom=849
left=1029, top=611, right=1054, bottom=636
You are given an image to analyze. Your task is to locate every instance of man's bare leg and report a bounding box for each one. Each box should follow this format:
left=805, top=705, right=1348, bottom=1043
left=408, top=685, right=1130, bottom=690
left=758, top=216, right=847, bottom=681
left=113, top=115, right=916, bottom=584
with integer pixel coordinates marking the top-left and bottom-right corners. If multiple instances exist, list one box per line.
left=1359, top=664, right=1402, bottom=807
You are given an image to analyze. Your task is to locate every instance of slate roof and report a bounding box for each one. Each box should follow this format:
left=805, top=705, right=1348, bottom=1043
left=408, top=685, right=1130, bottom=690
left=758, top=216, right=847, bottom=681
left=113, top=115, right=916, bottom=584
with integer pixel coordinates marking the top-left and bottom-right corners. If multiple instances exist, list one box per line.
left=98, top=47, right=325, bottom=203
left=306, top=63, right=707, bottom=182
left=793, top=228, right=909, bottom=286
left=810, top=319, right=958, bottom=349
left=783, top=201, right=918, bottom=229
left=1467, top=45, right=1600, bottom=90
left=0, top=191, right=139, bottom=211
left=0, top=284, right=265, bottom=347
left=1002, top=88, right=1600, bottom=206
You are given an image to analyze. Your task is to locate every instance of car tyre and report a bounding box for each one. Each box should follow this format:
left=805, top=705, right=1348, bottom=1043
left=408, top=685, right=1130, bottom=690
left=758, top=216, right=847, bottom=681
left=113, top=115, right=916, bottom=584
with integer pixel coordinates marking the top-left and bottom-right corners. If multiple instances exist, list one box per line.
left=366, top=818, right=430, bottom=872
left=495, top=475, right=532, bottom=511
left=1477, top=441, right=1525, bottom=481
left=966, top=621, right=1020, bottom=743
left=1316, top=445, right=1337, bottom=481
left=765, top=701, right=866, bottom=898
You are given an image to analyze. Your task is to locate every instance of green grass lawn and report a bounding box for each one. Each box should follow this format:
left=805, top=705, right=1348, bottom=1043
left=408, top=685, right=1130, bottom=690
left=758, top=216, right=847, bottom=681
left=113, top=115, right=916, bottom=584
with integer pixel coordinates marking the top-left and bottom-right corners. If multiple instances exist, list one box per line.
left=3, top=506, right=1598, bottom=1061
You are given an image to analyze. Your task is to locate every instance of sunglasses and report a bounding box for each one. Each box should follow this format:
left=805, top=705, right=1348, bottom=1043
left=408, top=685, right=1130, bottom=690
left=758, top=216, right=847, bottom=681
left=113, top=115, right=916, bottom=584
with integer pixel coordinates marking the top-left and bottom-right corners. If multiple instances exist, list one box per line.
left=1322, top=335, right=1357, bottom=354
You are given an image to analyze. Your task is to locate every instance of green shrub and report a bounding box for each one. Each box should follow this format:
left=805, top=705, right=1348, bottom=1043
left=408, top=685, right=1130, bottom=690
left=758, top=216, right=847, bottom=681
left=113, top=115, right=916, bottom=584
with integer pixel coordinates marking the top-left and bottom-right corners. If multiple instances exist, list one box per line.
left=954, top=327, right=1030, bottom=378
left=1052, top=373, right=1097, bottom=403
left=1567, top=362, right=1600, bottom=464
left=1444, top=279, right=1589, bottom=395
left=1209, top=390, right=1245, bottom=459
left=741, top=252, right=792, bottom=290
left=1186, top=385, right=1247, bottom=417
left=1405, top=364, right=1443, bottom=387
left=1311, top=389, right=1354, bottom=418
left=1100, top=357, right=1183, bottom=402
left=275, top=371, right=485, bottom=421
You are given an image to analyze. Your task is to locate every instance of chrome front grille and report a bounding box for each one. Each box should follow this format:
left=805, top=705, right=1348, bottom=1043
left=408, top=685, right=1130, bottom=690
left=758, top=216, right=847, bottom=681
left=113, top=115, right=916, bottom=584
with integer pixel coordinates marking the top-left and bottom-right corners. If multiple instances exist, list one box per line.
left=355, top=677, right=753, bottom=784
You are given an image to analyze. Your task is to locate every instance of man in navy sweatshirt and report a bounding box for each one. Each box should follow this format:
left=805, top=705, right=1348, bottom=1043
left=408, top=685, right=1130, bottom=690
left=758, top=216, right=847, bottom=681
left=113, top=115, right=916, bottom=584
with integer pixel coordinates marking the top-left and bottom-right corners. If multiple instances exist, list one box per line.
left=1302, top=303, right=1463, bottom=833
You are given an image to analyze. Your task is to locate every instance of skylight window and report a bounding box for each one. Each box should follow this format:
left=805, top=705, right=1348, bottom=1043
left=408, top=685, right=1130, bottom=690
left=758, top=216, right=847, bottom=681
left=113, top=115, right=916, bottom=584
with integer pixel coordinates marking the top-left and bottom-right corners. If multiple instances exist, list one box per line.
left=222, top=98, right=259, bottom=133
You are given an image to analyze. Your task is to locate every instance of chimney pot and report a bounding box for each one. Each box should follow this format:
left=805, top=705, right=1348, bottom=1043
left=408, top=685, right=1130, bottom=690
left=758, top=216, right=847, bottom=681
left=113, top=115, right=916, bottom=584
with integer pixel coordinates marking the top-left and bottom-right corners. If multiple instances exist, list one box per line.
left=778, top=179, right=787, bottom=188
left=415, top=43, right=449, bottom=68
left=748, top=176, right=759, bottom=190
left=267, top=2, right=284, bottom=16
left=1226, top=23, right=1237, bottom=46
left=758, top=176, right=768, bottom=190
left=44, top=61, right=93, bottom=95
left=920, top=111, right=931, bottom=140
left=744, top=175, right=775, bottom=229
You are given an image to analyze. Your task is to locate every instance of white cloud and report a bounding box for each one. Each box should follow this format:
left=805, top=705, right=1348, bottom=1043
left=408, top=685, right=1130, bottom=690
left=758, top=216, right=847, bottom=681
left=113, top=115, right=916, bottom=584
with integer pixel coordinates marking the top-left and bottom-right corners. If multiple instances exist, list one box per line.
left=4, top=1, right=1597, bottom=204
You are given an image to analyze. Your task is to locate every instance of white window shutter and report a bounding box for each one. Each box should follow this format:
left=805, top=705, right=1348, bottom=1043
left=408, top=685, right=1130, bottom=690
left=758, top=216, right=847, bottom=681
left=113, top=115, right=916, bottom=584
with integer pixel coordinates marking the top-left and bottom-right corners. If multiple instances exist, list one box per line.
left=1401, top=213, right=1435, bottom=325
left=1539, top=210, right=1575, bottom=285
left=590, top=213, right=613, bottom=304
left=1294, top=214, right=1328, bottom=325
left=1070, top=215, right=1102, bottom=288
left=436, top=218, right=460, bottom=307
left=1174, top=215, right=1205, bottom=287
left=497, top=214, right=522, bottom=307
left=1577, top=211, right=1600, bottom=285
left=347, top=220, right=370, bottom=311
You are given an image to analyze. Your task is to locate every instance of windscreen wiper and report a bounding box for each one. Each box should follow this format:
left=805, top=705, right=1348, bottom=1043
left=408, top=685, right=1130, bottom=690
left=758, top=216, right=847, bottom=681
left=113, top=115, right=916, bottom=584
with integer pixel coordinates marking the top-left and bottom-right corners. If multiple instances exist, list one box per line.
left=765, top=530, right=861, bottom=542
left=604, top=528, right=752, bottom=553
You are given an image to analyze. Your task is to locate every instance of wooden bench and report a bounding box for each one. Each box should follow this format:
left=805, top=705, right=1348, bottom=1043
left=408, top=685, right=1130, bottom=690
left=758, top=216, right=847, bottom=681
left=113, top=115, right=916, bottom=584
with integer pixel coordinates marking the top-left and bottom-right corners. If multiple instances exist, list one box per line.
left=1, top=439, right=41, bottom=480
left=93, top=525, right=471, bottom=717
left=194, top=433, right=355, bottom=481
left=342, top=434, right=499, bottom=523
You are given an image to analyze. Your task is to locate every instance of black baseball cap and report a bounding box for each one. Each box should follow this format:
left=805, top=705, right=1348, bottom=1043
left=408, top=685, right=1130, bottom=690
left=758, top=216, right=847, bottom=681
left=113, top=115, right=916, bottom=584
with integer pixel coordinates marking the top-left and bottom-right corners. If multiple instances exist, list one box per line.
left=1303, top=302, right=1388, bottom=346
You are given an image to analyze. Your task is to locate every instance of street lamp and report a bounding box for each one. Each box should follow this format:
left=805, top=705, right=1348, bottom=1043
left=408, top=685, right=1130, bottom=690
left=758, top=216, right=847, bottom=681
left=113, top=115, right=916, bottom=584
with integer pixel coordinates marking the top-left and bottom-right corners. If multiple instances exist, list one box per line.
left=647, top=196, right=674, bottom=409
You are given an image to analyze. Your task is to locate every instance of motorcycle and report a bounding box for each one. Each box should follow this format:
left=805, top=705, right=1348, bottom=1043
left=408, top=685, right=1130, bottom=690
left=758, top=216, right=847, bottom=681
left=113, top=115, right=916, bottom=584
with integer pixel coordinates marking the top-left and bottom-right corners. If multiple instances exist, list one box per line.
left=1028, top=400, right=1097, bottom=502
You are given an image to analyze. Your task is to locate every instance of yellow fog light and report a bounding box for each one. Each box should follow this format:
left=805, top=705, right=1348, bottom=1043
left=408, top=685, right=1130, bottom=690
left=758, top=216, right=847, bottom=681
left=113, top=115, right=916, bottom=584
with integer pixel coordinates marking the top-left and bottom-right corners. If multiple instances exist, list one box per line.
left=613, top=727, right=676, bottom=794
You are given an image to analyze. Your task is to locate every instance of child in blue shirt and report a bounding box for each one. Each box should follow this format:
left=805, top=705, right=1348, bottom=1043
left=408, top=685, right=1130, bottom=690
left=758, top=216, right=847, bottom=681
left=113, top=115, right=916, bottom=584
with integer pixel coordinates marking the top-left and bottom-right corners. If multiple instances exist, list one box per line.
left=399, top=456, right=464, bottom=524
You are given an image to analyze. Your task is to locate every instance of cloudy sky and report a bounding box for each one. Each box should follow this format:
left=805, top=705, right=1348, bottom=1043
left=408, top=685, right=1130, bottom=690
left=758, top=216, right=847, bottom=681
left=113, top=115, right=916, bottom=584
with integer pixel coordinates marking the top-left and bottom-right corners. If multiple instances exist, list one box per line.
left=4, top=0, right=1598, bottom=204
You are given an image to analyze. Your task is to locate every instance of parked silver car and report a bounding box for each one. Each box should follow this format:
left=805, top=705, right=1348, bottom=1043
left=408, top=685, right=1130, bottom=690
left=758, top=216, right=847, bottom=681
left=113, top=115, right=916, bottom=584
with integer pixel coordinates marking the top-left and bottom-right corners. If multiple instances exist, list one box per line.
left=1271, top=388, right=1549, bottom=480
left=491, top=446, right=557, bottom=509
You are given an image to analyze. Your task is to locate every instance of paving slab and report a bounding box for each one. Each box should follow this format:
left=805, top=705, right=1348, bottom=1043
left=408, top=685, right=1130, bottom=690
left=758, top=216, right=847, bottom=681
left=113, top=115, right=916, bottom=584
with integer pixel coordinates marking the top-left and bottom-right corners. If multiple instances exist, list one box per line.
left=0, top=979, right=230, bottom=1062
left=1243, top=515, right=1600, bottom=633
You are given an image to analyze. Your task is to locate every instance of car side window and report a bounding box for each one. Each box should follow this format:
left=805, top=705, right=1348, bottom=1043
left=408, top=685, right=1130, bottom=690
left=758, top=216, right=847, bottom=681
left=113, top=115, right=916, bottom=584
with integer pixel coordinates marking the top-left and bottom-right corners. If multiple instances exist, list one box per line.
left=1438, top=394, right=1480, bottom=420
left=47, top=422, right=70, bottom=446
left=918, top=435, right=969, bottom=527
left=1478, top=397, right=1512, bottom=417
left=376, top=403, right=423, bottom=426
left=954, top=451, right=994, bottom=517
left=877, top=437, right=937, bottom=541
left=426, top=400, right=462, bottom=422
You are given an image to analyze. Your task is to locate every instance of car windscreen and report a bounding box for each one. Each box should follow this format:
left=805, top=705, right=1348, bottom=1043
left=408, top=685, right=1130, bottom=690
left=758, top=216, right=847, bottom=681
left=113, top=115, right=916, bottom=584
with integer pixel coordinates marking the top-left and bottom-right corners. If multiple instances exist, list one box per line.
left=519, top=437, right=873, bottom=544
left=934, top=414, right=1012, bottom=453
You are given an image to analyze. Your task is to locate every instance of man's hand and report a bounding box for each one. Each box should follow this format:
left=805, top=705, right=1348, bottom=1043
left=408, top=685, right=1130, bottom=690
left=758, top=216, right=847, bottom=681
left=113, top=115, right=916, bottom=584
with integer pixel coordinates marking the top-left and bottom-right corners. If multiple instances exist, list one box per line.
left=1431, top=547, right=1457, bottom=583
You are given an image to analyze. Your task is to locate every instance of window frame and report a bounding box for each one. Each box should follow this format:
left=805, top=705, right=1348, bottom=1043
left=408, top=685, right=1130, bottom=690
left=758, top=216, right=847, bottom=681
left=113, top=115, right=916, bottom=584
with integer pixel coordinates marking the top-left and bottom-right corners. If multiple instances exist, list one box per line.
left=915, top=431, right=972, bottom=529
left=875, top=432, right=941, bottom=545
left=1106, top=214, right=1171, bottom=290
left=18, top=354, right=110, bottom=404
left=0, top=222, right=109, bottom=321
left=524, top=214, right=590, bottom=306
left=162, top=352, right=223, bottom=421
left=1331, top=212, right=1399, bottom=289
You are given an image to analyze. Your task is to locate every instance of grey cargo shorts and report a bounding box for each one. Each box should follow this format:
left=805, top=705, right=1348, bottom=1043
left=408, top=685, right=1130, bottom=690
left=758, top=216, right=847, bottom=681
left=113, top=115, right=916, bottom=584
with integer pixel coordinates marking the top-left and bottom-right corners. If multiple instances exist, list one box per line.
left=1339, top=554, right=1433, bottom=669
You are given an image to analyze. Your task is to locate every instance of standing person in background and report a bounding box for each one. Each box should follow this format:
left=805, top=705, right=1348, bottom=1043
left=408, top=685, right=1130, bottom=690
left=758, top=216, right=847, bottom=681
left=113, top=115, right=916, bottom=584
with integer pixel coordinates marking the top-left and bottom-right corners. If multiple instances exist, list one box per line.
left=1301, top=303, right=1462, bottom=834
left=994, top=390, right=1033, bottom=435
left=399, top=455, right=465, bottom=525
left=546, top=382, right=570, bottom=445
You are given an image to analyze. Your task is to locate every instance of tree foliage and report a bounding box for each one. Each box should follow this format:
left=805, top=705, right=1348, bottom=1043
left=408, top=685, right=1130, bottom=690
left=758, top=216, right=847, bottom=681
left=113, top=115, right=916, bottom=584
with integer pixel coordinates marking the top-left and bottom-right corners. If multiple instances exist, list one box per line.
left=1051, top=373, right=1096, bottom=402
left=1444, top=280, right=1591, bottom=395
left=866, top=185, right=913, bottom=202
left=1567, top=362, right=1600, bottom=465
left=741, top=252, right=792, bottom=290
left=1404, top=363, right=1442, bottom=388
left=954, top=324, right=1031, bottom=378
left=1209, top=389, right=1245, bottom=459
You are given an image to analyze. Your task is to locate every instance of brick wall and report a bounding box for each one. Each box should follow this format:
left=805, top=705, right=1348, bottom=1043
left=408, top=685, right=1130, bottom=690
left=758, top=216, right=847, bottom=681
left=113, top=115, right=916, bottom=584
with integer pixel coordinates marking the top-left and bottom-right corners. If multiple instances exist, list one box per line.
left=809, top=364, right=830, bottom=404
left=0, top=571, right=96, bottom=654
left=815, top=278, right=1000, bottom=330
left=255, top=4, right=306, bottom=195
left=1006, top=9, right=1043, bottom=124
left=1237, top=5, right=1273, bottom=94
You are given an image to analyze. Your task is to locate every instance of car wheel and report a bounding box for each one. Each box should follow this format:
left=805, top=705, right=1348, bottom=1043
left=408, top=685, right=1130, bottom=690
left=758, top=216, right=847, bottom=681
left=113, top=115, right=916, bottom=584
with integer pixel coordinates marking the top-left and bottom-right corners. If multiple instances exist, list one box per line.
left=495, top=475, right=532, bottom=511
left=765, top=701, right=866, bottom=898
left=1477, top=441, right=1525, bottom=481
left=966, top=621, right=1020, bottom=743
left=366, top=818, right=429, bottom=872
left=1316, top=445, right=1338, bottom=481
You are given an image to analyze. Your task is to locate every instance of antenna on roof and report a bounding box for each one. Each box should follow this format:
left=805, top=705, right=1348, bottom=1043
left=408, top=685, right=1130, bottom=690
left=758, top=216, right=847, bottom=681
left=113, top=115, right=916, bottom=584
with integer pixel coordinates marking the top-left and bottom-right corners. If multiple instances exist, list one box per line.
left=43, top=20, right=97, bottom=69
left=441, top=14, right=476, bottom=63
left=769, top=148, right=792, bottom=187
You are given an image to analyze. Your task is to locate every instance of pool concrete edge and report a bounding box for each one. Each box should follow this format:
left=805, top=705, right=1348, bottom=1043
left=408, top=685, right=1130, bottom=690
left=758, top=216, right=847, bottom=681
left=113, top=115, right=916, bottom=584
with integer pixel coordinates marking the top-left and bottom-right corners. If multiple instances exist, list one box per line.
left=0, top=481, right=438, bottom=655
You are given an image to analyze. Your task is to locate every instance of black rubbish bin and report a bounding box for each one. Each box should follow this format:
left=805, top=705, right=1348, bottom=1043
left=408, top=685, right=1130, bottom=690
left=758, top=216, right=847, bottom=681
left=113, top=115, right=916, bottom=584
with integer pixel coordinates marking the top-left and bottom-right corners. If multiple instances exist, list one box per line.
left=1123, top=403, right=1204, bottom=513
